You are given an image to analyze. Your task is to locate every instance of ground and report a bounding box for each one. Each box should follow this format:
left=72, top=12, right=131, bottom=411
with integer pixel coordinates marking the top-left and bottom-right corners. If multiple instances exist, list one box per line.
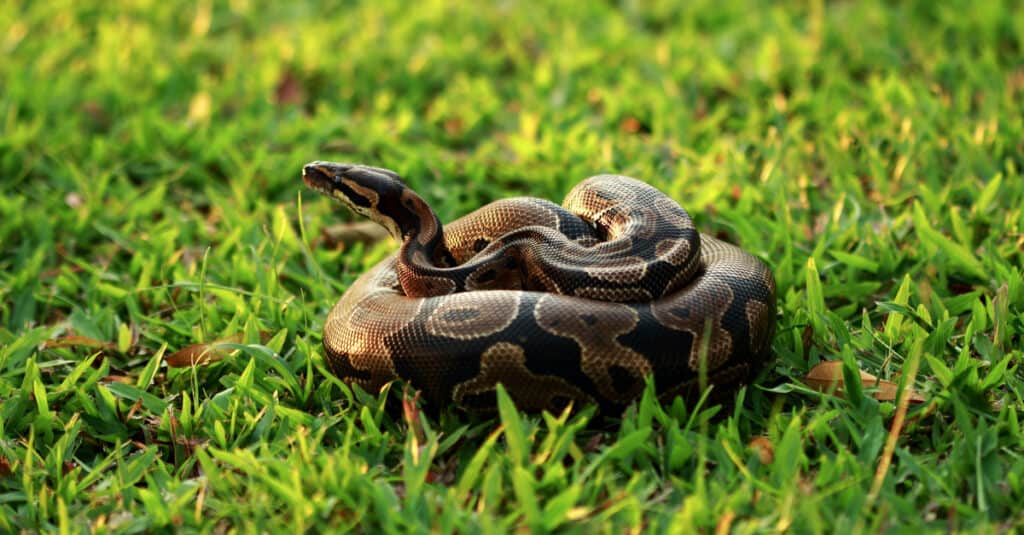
left=1, top=0, right=1023, bottom=532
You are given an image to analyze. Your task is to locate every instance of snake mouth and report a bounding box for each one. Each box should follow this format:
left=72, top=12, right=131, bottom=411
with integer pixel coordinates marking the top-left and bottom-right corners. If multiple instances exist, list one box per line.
left=302, top=161, right=345, bottom=194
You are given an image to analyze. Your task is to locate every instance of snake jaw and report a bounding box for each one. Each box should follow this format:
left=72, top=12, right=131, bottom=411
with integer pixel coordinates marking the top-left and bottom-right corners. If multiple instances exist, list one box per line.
left=302, top=162, right=345, bottom=201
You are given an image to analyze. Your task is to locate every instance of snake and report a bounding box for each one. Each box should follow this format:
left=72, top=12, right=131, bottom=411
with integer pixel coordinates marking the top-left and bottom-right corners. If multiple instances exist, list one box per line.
left=303, top=161, right=776, bottom=413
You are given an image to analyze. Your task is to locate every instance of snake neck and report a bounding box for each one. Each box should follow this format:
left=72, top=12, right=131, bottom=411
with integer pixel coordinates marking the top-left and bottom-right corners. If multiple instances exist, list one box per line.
left=301, top=161, right=456, bottom=273
left=342, top=169, right=458, bottom=272
left=392, top=189, right=465, bottom=296
left=393, top=189, right=457, bottom=269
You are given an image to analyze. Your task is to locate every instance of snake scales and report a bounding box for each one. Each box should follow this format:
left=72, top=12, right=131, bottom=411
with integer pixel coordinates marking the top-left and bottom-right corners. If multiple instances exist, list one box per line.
left=304, top=162, right=776, bottom=413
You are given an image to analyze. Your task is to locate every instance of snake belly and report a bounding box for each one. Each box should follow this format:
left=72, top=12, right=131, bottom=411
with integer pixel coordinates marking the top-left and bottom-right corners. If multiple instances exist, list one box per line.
left=308, top=164, right=777, bottom=413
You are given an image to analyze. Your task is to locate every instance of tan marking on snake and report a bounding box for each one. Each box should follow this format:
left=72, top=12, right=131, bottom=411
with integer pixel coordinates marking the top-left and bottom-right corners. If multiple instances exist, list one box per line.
left=534, top=294, right=651, bottom=402
left=425, top=292, right=521, bottom=339
left=650, top=279, right=735, bottom=370
left=452, top=342, right=594, bottom=411
left=655, top=238, right=693, bottom=266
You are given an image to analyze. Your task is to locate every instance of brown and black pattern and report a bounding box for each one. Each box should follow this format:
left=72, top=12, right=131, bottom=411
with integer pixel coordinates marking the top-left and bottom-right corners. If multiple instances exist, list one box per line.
left=304, top=162, right=777, bottom=413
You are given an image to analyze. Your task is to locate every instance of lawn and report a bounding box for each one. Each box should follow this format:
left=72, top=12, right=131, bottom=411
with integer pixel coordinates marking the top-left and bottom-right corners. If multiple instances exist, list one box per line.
left=2, top=0, right=1023, bottom=532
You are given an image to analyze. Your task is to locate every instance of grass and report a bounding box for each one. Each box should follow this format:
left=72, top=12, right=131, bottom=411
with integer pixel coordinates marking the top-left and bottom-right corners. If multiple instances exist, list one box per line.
left=1, top=0, right=1023, bottom=531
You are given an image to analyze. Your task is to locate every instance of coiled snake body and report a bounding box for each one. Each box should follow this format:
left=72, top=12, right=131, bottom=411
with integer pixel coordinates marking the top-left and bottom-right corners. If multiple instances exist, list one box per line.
left=304, top=162, right=776, bottom=413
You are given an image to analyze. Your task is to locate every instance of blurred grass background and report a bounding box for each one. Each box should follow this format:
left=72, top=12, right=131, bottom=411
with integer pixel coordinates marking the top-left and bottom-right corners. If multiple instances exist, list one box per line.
left=2, top=0, right=1023, bottom=532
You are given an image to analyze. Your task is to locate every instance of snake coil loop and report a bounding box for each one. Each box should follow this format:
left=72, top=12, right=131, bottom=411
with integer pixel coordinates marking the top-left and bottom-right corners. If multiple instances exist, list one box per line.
left=304, top=162, right=776, bottom=413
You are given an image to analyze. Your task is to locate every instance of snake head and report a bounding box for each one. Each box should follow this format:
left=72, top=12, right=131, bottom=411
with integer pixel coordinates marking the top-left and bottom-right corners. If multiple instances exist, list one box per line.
left=302, top=161, right=425, bottom=242
left=303, top=161, right=403, bottom=209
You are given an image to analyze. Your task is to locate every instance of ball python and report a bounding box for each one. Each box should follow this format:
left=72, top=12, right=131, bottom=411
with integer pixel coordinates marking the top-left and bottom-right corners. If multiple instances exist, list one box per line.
left=303, top=161, right=776, bottom=413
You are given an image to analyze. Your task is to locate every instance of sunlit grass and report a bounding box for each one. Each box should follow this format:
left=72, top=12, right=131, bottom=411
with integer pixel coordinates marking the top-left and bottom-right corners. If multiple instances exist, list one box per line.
left=1, top=0, right=1023, bottom=531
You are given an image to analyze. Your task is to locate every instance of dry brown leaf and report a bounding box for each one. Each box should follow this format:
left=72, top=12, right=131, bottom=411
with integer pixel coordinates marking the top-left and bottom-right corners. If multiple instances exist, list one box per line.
left=803, top=360, right=926, bottom=403
left=619, top=116, right=644, bottom=134
left=80, top=101, right=110, bottom=128
left=322, top=221, right=390, bottom=247
left=166, top=331, right=271, bottom=368
left=583, top=433, right=604, bottom=454
left=101, top=375, right=135, bottom=384
left=715, top=510, right=736, bottom=535
left=166, top=337, right=238, bottom=367
left=402, top=385, right=427, bottom=448
left=125, top=397, right=145, bottom=421
left=748, top=435, right=774, bottom=464
left=443, top=117, right=465, bottom=136
left=45, top=335, right=115, bottom=350
left=274, top=69, right=304, bottom=107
